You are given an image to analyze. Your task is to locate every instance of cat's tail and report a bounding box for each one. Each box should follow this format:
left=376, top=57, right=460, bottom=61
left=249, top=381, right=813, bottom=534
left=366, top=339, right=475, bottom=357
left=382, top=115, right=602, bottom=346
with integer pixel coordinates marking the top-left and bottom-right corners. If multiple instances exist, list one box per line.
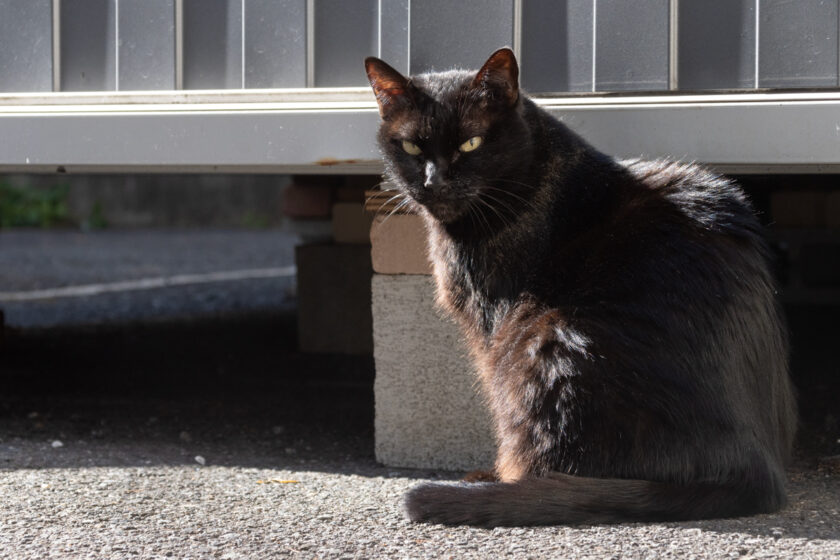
left=404, top=470, right=786, bottom=527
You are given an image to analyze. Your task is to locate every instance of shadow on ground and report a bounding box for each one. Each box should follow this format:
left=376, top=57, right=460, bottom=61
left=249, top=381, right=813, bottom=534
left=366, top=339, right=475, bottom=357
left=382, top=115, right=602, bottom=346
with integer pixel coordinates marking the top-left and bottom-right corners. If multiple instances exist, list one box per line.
left=0, top=309, right=403, bottom=476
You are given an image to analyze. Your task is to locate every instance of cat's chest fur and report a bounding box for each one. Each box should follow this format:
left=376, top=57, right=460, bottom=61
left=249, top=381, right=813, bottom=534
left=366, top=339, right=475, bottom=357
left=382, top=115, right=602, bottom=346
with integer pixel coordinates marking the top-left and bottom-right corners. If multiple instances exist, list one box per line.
left=425, top=214, right=538, bottom=341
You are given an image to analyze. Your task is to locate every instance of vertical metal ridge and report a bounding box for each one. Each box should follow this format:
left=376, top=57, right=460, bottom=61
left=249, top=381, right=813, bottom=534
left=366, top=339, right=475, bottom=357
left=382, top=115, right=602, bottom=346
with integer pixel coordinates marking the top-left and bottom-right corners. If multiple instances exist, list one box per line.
left=512, top=0, right=523, bottom=60
left=306, top=0, right=315, bottom=87
left=754, top=0, right=760, bottom=88
left=241, top=0, right=245, bottom=89
left=52, top=0, right=62, bottom=91
left=406, top=0, right=411, bottom=74
left=591, top=0, right=597, bottom=91
left=114, top=0, right=120, bottom=90
left=669, top=0, right=679, bottom=90
left=174, top=0, right=184, bottom=90
left=377, top=0, right=382, bottom=58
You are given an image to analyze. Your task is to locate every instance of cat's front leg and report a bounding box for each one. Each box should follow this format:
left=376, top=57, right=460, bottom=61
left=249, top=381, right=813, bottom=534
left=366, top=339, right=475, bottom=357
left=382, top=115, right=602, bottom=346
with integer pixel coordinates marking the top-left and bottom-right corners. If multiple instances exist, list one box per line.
left=493, top=429, right=538, bottom=482
left=483, top=305, right=586, bottom=483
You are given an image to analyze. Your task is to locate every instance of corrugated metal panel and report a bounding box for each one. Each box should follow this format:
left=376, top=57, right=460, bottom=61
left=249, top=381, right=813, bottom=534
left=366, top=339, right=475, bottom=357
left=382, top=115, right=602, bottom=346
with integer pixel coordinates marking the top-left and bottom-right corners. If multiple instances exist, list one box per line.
left=8, top=2, right=840, bottom=94
left=60, top=0, right=117, bottom=91
left=595, top=0, right=670, bottom=91
left=409, top=0, right=514, bottom=73
left=521, top=0, right=593, bottom=93
left=314, top=0, right=377, bottom=87
left=379, top=0, right=410, bottom=74
left=183, top=0, right=243, bottom=89
left=0, top=0, right=53, bottom=93
left=244, top=0, right=307, bottom=88
left=759, top=0, right=839, bottom=88
left=118, top=0, right=176, bottom=90
left=678, top=0, right=755, bottom=90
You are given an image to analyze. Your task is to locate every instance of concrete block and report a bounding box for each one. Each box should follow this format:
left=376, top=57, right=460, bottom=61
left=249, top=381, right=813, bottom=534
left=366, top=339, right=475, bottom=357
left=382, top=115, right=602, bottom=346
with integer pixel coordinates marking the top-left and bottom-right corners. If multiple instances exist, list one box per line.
left=370, top=214, right=432, bottom=275
left=372, top=274, right=495, bottom=471
left=332, top=203, right=373, bottom=244
left=296, top=243, right=373, bottom=355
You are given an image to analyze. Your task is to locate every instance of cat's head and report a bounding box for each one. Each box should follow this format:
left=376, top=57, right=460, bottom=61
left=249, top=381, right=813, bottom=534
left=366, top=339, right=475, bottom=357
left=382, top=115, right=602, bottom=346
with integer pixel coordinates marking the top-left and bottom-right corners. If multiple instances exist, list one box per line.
left=365, top=48, right=534, bottom=226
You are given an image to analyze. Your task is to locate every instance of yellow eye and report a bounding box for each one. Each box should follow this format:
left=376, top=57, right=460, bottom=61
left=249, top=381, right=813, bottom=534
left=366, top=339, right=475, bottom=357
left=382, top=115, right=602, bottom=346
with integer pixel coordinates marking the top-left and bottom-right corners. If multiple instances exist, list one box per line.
left=459, top=136, right=483, bottom=152
left=402, top=140, right=422, bottom=155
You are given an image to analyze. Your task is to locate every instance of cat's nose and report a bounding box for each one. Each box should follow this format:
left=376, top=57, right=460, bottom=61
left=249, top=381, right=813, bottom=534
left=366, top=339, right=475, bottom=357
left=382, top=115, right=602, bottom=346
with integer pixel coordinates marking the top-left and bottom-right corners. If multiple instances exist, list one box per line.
left=424, top=161, right=448, bottom=194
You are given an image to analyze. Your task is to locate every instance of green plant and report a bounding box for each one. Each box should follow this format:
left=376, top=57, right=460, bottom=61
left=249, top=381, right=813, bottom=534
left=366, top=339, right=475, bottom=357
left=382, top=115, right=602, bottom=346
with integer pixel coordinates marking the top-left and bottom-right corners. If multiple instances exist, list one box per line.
left=0, top=182, right=70, bottom=228
left=240, top=212, right=270, bottom=229
left=83, top=201, right=109, bottom=230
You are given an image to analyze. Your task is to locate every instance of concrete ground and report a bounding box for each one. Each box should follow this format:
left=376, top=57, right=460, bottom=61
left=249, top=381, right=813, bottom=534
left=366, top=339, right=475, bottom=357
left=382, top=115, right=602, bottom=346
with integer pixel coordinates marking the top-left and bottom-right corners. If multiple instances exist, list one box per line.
left=1, top=387, right=839, bottom=559
left=1, top=230, right=839, bottom=558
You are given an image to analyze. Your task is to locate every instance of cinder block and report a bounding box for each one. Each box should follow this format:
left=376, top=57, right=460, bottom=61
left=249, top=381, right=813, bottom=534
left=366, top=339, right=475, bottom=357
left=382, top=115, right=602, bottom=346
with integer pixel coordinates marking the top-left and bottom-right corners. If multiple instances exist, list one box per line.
left=771, top=191, right=828, bottom=228
left=372, top=274, right=495, bottom=471
left=332, top=203, right=373, bottom=244
left=370, top=214, right=432, bottom=275
left=296, top=243, right=373, bottom=354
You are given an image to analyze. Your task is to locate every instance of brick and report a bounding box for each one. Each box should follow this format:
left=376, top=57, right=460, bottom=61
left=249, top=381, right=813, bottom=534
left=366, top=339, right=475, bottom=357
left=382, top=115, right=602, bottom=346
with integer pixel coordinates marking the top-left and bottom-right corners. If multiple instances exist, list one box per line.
left=283, top=184, right=333, bottom=219
left=370, top=214, right=432, bottom=275
left=338, top=175, right=381, bottom=201
left=335, top=186, right=368, bottom=203
left=332, top=203, right=373, bottom=244
left=372, top=274, right=495, bottom=470
left=296, top=243, right=373, bottom=354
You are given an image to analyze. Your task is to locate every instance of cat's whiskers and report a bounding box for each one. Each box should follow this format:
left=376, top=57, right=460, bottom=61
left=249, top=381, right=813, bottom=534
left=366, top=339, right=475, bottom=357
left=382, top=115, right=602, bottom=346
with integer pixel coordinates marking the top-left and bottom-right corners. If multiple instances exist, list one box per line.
left=478, top=190, right=529, bottom=225
left=482, top=185, right=542, bottom=215
left=363, top=181, right=390, bottom=206
left=486, top=180, right=541, bottom=203
left=466, top=199, right=495, bottom=239
left=379, top=196, right=413, bottom=226
left=473, top=194, right=514, bottom=229
left=373, top=191, right=409, bottom=218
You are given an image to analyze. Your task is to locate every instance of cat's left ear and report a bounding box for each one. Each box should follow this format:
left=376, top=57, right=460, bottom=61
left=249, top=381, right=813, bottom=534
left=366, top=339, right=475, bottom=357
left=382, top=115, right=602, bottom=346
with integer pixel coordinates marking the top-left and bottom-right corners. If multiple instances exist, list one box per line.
left=471, top=48, right=519, bottom=107
left=365, top=57, right=412, bottom=120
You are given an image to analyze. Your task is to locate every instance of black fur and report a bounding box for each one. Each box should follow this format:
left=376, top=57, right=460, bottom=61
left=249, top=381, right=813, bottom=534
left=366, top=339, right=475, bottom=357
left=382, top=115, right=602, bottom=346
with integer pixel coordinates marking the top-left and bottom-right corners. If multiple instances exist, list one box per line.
left=366, top=48, right=797, bottom=527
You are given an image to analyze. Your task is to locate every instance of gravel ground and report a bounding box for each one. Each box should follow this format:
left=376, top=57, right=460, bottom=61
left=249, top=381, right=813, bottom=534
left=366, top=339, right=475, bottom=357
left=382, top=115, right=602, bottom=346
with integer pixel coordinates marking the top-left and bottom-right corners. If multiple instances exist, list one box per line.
left=0, top=395, right=839, bottom=560
left=1, top=229, right=839, bottom=558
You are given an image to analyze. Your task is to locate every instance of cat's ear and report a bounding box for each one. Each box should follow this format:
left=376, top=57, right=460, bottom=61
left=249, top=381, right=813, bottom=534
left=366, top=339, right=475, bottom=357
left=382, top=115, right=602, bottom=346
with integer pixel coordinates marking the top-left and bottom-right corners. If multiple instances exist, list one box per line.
left=471, top=48, right=519, bottom=107
left=365, top=57, right=412, bottom=119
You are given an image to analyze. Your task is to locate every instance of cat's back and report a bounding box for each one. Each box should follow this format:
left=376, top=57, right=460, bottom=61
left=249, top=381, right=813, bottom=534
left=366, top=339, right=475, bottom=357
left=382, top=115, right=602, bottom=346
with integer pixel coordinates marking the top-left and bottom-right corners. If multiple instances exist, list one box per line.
left=622, top=158, right=762, bottom=240
left=563, top=157, right=771, bottom=300
left=532, top=155, right=796, bottom=469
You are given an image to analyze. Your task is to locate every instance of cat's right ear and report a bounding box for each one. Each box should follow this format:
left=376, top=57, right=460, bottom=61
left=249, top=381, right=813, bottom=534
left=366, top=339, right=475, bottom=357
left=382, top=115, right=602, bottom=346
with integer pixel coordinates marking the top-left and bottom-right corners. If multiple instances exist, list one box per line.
left=471, top=48, right=519, bottom=107
left=365, top=57, right=412, bottom=120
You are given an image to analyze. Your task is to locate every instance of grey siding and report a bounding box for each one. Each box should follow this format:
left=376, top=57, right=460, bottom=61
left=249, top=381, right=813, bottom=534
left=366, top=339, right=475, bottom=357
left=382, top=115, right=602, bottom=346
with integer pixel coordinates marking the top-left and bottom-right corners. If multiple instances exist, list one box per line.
left=0, top=0, right=53, bottom=92
left=2, top=1, right=839, bottom=94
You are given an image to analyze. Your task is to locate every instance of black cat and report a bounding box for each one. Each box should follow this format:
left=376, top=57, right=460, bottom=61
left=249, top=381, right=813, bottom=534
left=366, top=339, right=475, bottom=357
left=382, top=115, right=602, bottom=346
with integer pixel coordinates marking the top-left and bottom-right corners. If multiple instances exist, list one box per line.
left=365, top=48, right=797, bottom=527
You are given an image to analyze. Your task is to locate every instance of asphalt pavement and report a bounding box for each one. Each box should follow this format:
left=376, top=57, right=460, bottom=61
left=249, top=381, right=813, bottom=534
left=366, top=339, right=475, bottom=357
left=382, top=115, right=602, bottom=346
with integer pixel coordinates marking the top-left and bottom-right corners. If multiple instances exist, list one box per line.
left=0, top=230, right=298, bottom=328
left=1, top=229, right=839, bottom=559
